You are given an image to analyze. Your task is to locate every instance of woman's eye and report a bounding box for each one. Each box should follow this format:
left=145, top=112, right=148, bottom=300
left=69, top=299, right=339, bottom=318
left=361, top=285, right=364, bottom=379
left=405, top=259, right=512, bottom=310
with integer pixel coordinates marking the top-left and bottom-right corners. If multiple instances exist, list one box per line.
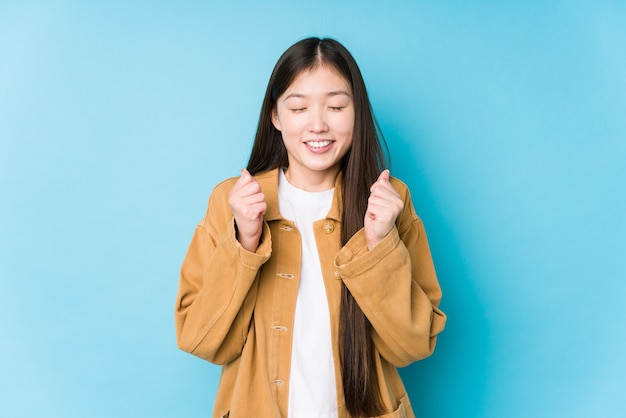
left=329, top=106, right=344, bottom=111
left=290, top=108, right=306, bottom=113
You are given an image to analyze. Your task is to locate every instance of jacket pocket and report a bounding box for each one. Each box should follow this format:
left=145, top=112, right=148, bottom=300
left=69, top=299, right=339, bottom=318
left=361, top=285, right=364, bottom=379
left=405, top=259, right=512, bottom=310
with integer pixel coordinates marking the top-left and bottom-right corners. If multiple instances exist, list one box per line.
left=374, top=394, right=409, bottom=418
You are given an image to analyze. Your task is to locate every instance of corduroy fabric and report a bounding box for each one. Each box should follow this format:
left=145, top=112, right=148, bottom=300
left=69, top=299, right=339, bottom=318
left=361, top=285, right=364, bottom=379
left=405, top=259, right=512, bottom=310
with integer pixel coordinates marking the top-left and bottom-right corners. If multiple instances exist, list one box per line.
left=175, top=168, right=446, bottom=418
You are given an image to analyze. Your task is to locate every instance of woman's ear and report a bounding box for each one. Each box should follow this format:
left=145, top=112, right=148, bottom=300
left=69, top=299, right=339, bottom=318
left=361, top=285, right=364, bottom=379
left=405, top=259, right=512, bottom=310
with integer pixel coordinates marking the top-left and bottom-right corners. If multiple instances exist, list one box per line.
left=271, top=108, right=282, bottom=131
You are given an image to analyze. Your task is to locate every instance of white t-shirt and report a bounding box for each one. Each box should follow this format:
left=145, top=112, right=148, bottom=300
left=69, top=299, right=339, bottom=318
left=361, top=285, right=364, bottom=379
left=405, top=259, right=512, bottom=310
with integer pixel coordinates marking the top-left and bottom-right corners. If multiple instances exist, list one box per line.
left=278, top=169, right=338, bottom=418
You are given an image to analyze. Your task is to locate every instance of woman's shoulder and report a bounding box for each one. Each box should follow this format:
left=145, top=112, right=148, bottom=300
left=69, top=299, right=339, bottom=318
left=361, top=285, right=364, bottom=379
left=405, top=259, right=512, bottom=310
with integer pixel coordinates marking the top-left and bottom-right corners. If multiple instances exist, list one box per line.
left=210, top=175, right=239, bottom=197
left=389, top=175, right=412, bottom=204
left=195, top=176, right=239, bottom=229
left=388, top=175, right=423, bottom=233
left=208, top=168, right=279, bottom=202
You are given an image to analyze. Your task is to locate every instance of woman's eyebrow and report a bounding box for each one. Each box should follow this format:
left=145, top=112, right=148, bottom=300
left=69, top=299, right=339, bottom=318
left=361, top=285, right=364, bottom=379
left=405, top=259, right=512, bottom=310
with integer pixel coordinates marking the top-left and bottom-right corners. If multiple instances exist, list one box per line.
left=283, top=91, right=352, bottom=101
left=283, top=93, right=306, bottom=101
left=327, top=90, right=352, bottom=98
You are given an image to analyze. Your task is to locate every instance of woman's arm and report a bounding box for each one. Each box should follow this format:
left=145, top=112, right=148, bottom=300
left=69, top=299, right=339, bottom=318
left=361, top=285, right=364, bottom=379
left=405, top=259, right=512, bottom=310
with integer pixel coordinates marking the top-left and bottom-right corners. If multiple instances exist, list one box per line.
left=335, top=183, right=446, bottom=367
left=174, top=179, right=271, bottom=364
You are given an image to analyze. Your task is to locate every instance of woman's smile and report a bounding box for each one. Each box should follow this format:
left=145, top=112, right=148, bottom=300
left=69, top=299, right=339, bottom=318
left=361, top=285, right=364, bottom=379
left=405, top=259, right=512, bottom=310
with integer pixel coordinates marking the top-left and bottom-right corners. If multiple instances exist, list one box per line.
left=271, top=65, right=355, bottom=191
left=304, top=139, right=334, bottom=152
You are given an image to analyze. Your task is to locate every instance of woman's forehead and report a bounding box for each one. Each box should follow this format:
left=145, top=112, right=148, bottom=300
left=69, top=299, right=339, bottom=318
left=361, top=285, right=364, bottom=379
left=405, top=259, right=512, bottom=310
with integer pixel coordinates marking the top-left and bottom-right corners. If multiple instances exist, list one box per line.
left=283, top=66, right=352, bottom=98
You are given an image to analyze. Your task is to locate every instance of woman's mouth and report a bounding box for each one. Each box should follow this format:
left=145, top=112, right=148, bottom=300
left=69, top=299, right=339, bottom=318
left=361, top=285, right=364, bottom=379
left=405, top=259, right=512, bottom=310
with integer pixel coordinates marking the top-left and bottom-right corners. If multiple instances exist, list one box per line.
left=305, top=140, right=333, bottom=150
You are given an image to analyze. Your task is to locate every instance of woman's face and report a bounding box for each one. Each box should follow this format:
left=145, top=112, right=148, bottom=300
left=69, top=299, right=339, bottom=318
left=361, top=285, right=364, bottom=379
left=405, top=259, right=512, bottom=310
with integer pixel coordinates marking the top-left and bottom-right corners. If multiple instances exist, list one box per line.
left=271, top=65, right=355, bottom=191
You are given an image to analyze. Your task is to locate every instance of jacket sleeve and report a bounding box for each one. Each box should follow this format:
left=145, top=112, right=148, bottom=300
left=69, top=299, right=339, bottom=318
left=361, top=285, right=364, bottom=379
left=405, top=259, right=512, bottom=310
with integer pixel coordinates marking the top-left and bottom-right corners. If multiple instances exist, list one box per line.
left=174, top=179, right=272, bottom=364
left=334, top=181, right=446, bottom=367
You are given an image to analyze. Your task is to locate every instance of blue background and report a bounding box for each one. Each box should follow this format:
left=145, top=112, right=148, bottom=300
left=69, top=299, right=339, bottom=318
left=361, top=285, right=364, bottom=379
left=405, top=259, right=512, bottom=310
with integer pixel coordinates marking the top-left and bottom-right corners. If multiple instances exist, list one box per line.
left=2, top=1, right=625, bottom=417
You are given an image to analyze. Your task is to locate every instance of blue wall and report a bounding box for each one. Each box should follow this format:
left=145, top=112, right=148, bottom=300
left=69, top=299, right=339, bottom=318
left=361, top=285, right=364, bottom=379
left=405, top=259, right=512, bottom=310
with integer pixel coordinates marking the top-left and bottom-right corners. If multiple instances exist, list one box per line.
left=2, top=1, right=625, bottom=417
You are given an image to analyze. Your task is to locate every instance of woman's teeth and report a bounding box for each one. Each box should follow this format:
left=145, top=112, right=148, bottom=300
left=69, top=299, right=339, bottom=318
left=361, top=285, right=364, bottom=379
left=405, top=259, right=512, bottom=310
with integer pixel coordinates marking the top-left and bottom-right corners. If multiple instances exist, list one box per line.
left=307, top=140, right=331, bottom=148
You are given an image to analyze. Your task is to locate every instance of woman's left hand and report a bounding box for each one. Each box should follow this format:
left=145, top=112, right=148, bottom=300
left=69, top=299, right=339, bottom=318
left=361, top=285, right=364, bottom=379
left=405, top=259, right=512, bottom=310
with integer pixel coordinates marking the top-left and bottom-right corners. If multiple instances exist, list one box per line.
left=364, top=170, right=403, bottom=250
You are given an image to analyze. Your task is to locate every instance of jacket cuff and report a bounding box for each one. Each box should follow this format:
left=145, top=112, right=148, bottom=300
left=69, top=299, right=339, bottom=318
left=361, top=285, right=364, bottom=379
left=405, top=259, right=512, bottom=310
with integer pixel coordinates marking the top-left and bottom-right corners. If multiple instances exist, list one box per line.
left=228, top=219, right=272, bottom=268
left=335, top=227, right=400, bottom=277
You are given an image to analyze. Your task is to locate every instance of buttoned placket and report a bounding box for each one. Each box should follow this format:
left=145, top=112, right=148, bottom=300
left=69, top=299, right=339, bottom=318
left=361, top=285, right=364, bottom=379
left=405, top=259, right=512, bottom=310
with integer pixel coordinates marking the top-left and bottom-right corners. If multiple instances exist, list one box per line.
left=321, top=220, right=342, bottom=280
left=270, top=220, right=300, bottom=394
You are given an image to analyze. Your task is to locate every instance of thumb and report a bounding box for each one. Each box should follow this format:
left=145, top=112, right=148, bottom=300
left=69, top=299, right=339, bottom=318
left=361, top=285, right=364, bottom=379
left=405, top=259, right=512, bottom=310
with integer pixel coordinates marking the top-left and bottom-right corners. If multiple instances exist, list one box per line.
left=378, top=169, right=390, bottom=182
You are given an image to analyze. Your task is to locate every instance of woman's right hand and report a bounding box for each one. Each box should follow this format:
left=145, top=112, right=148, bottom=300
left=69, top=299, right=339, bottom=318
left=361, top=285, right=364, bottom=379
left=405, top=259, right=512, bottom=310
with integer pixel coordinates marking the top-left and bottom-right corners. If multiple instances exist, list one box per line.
left=228, top=169, right=267, bottom=252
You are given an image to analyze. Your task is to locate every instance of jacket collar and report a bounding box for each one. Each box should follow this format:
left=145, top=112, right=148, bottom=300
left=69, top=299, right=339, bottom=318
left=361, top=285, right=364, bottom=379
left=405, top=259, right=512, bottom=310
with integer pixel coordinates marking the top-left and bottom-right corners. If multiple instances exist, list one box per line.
left=255, top=167, right=343, bottom=223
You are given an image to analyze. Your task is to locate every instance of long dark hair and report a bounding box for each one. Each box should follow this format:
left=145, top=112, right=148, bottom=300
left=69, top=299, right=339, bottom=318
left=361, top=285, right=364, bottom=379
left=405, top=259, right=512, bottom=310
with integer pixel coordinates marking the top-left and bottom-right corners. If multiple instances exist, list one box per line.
left=247, top=37, right=388, bottom=417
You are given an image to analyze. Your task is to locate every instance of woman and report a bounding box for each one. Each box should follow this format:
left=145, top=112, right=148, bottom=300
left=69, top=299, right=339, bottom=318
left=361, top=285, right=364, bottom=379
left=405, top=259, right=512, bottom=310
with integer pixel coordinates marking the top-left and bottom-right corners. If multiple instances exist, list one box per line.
left=175, top=37, right=446, bottom=418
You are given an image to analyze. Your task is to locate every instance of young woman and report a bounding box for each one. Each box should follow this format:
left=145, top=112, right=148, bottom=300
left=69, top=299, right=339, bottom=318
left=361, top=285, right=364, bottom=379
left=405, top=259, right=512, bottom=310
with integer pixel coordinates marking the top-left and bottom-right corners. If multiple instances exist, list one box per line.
left=175, top=37, right=446, bottom=418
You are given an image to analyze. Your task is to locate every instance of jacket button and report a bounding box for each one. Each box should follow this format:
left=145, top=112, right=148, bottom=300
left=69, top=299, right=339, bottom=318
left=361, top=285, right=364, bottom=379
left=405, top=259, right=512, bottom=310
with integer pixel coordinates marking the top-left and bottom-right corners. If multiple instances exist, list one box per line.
left=334, top=270, right=341, bottom=278
left=323, top=223, right=334, bottom=233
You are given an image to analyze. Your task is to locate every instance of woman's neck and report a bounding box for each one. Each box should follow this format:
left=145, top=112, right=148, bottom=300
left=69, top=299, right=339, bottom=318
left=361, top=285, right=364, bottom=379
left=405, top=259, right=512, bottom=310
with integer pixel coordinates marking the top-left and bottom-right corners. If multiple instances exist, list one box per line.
left=283, top=166, right=337, bottom=192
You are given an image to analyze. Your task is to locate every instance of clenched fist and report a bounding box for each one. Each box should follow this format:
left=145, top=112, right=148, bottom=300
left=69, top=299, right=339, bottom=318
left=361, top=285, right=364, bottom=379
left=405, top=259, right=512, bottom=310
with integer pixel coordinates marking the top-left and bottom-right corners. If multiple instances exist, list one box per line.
left=364, top=170, right=403, bottom=250
left=229, top=169, right=267, bottom=252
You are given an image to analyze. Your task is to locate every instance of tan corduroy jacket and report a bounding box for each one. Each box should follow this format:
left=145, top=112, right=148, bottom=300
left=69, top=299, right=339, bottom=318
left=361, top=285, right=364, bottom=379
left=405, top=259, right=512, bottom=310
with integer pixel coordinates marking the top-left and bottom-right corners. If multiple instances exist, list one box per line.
left=175, top=168, right=446, bottom=418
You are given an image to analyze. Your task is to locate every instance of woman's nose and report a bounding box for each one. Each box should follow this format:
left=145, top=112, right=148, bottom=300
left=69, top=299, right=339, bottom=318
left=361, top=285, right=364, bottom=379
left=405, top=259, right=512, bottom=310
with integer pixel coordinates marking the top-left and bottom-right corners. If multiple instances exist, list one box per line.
left=308, top=108, right=328, bottom=132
